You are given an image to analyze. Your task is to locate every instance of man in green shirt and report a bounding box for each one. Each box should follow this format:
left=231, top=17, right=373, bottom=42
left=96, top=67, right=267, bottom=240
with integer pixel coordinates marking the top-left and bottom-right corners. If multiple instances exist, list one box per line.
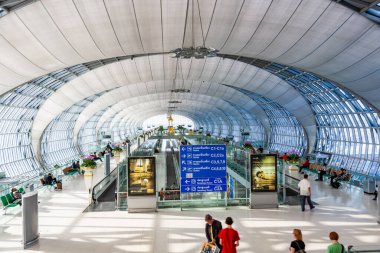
left=326, top=231, right=345, bottom=253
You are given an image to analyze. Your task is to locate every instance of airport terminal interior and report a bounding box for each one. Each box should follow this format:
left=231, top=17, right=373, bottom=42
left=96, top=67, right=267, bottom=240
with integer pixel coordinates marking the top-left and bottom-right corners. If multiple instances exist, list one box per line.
left=0, top=0, right=380, bottom=252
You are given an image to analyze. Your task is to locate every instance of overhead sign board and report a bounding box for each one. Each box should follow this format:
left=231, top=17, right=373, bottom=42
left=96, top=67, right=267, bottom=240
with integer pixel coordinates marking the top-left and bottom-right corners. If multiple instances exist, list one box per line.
left=180, top=145, right=227, bottom=193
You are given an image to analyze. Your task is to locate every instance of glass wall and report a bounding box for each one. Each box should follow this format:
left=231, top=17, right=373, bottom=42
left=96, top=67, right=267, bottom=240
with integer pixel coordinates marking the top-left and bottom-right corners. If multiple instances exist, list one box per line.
left=41, top=95, right=100, bottom=168
left=0, top=66, right=90, bottom=178
left=258, top=62, right=380, bottom=177
left=78, top=110, right=105, bottom=155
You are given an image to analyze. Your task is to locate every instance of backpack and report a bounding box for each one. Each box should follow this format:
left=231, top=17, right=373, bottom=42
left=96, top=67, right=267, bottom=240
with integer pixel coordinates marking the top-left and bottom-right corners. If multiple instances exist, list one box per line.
left=332, top=181, right=341, bottom=189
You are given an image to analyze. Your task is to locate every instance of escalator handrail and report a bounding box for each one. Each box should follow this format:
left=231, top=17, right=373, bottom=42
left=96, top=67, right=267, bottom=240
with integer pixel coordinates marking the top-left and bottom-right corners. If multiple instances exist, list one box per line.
left=91, top=164, right=119, bottom=202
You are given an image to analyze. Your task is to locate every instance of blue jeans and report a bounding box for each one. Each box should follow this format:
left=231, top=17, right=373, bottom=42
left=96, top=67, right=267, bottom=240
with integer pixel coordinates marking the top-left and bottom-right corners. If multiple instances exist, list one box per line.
left=300, top=195, right=314, bottom=211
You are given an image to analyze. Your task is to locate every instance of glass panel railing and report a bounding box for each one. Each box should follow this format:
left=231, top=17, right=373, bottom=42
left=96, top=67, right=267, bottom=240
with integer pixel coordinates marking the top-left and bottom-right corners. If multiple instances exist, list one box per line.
left=348, top=245, right=380, bottom=252
left=116, top=159, right=128, bottom=209
left=0, top=165, right=67, bottom=197
left=91, top=162, right=119, bottom=202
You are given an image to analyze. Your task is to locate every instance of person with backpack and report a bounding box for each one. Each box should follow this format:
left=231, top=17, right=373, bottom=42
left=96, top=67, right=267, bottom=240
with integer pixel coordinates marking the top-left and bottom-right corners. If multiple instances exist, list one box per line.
left=326, top=231, right=345, bottom=253
left=289, top=229, right=306, bottom=253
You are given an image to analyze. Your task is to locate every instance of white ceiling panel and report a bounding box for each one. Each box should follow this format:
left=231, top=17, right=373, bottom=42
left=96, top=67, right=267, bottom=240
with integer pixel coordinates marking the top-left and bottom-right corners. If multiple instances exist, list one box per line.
left=16, top=2, right=84, bottom=65
left=106, top=62, right=130, bottom=85
left=162, top=0, right=187, bottom=51
left=0, top=14, right=60, bottom=75
left=121, top=59, right=141, bottom=84
left=133, top=0, right=163, bottom=53
left=73, top=0, right=125, bottom=56
left=104, top=0, right=144, bottom=54
left=204, top=0, right=245, bottom=50
left=238, top=0, right=302, bottom=56
left=217, top=0, right=271, bottom=54
left=258, top=0, right=331, bottom=59
left=273, top=2, right=354, bottom=64
left=41, top=0, right=104, bottom=59
left=327, top=49, right=380, bottom=84
left=296, top=13, right=373, bottom=70
left=311, top=25, right=380, bottom=75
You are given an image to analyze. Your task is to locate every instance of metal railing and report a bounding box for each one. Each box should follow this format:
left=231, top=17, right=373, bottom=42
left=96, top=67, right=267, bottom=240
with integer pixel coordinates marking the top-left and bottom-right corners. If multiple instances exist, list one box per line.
left=0, top=165, right=68, bottom=197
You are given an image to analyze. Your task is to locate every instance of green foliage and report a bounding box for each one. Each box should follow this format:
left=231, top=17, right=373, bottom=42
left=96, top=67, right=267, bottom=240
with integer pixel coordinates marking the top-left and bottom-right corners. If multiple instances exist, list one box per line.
left=81, top=158, right=97, bottom=168
left=113, top=146, right=123, bottom=152
left=243, top=143, right=254, bottom=150
left=286, top=153, right=300, bottom=164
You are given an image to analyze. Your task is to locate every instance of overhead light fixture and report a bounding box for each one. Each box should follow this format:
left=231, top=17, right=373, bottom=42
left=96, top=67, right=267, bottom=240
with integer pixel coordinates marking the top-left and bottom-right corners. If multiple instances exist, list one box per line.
left=170, top=46, right=218, bottom=59
left=171, top=88, right=190, bottom=93
left=170, top=0, right=218, bottom=59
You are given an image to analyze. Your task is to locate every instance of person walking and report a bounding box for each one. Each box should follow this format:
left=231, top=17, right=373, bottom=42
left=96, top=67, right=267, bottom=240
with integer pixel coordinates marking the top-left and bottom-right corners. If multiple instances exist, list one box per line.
left=326, top=231, right=345, bottom=253
left=373, top=184, right=378, bottom=201
left=298, top=174, right=315, bottom=212
left=204, top=214, right=223, bottom=251
left=289, top=229, right=306, bottom=253
left=218, top=217, right=240, bottom=253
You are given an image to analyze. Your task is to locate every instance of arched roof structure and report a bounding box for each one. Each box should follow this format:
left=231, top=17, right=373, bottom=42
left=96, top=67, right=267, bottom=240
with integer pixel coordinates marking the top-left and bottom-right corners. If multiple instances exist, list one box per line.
left=0, top=0, right=379, bottom=179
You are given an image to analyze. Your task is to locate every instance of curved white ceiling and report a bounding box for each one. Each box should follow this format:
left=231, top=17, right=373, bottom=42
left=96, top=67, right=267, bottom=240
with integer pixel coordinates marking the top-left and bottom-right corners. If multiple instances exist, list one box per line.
left=0, top=0, right=378, bottom=110
left=95, top=95, right=261, bottom=132
left=104, top=100, right=244, bottom=134
left=32, top=55, right=313, bottom=152
left=73, top=86, right=269, bottom=140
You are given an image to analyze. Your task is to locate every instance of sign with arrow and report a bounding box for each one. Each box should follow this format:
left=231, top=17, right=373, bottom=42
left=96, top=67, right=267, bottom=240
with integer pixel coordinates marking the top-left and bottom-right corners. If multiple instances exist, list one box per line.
left=180, top=144, right=227, bottom=193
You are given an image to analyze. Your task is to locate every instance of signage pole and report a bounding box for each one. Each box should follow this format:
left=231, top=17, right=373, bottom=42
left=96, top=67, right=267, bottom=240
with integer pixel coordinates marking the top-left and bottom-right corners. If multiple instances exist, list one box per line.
left=180, top=178, right=183, bottom=211
left=246, top=151, right=249, bottom=201
left=283, top=162, right=286, bottom=204
left=225, top=180, right=228, bottom=210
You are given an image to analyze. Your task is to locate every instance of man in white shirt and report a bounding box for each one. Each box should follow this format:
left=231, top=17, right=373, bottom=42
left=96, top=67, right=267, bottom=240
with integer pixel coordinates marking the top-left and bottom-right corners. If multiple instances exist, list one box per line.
left=298, top=174, right=315, bottom=212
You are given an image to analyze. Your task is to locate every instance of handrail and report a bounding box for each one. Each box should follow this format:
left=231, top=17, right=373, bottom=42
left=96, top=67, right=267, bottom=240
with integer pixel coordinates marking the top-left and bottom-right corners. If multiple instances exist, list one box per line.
left=0, top=165, right=66, bottom=197
left=91, top=163, right=119, bottom=203
left=348, top=245, right=380, bottom=252
left=171, top=151, right=180, bottom=185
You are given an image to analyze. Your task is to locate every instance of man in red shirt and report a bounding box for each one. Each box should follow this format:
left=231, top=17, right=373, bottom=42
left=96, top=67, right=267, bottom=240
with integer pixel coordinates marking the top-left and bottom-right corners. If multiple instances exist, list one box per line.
left=219, top=217, right=240, bottom=253
left=299, top=158, right=310, bottom=173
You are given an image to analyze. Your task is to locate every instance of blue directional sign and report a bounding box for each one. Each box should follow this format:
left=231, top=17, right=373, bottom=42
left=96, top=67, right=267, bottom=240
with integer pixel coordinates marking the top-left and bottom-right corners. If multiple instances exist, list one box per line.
left=180, top=145, right=227, bottom=193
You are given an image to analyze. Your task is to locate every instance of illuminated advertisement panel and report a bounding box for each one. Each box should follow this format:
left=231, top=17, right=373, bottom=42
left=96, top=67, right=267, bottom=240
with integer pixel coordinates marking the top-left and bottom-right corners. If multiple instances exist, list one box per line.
left=128, top=157, right=156, bottom=196
left=251, top=154, right=277, bottom=192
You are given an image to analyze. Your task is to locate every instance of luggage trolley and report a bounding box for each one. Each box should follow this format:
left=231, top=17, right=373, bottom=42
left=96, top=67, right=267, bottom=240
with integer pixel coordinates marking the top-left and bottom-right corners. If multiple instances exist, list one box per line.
left=200, top=243, right=220, bottom=253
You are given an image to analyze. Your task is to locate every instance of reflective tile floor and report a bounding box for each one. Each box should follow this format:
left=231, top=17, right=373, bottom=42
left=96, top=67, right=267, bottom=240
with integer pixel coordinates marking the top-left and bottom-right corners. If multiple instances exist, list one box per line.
left=1, top=168, right=379, bottom=253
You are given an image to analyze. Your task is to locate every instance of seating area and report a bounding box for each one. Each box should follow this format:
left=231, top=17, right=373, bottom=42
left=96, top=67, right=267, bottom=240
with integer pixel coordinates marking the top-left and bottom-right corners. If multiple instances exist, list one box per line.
left=0, top=187, right=25, bottom=214
left=300, top=163, right=353, bottom=188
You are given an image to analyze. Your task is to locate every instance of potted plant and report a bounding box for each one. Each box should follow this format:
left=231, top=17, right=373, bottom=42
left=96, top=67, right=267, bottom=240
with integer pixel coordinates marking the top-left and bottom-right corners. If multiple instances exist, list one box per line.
left=158, top=125, right=164, bottom=135
left=286, top=150, right=301, bottom=171
left=286, top=150, right=300, bottom=164
left=113, top=146, right=123, bottom=157
left=81, top=158, right=97, bottom=171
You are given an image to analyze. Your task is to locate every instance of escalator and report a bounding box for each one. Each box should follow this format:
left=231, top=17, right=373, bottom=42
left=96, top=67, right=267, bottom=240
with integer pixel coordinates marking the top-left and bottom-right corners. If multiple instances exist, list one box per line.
left=165, top=140, right=179, bottom=188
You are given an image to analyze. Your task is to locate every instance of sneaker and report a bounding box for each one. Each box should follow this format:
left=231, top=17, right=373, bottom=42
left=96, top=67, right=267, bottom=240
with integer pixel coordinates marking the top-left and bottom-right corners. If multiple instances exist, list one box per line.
left=311, top=206, right=315, bottom=210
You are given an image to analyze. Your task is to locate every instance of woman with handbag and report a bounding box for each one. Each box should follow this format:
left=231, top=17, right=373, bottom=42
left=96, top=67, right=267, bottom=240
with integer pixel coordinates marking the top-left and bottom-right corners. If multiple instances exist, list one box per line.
left=289, top=229, right=306, bottom=253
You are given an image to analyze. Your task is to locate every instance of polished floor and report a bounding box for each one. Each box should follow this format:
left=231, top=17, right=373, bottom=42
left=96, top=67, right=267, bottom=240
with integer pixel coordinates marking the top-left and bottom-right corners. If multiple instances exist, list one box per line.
left=0, top=166, right=379, bottom=253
